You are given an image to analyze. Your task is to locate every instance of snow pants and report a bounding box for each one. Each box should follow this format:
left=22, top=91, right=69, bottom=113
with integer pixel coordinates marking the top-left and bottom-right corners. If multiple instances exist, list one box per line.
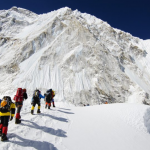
left=15, top=102, right=23, bottom=120
left=45, top=99, right=55, bottom=107
left=0, top=116, right=9, bottom=135
left=31, top=100, right=41, bottom=111
left=46, top=102, right=51, bottom=107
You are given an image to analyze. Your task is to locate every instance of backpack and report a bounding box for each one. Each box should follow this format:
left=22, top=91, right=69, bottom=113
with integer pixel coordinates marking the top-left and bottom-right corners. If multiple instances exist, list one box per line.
left=52, top=90, right=55, bottom=97
left=32, top=89, right=40, bottom=103
left=13, top=88, right=23, bottom=102
left=45, top=89, right=52, bottom=103
left=33, top=89, right=40, bottom=98
left=1, top=96, right=12, bottom=108
left=4, top=96, right=12, bottom=106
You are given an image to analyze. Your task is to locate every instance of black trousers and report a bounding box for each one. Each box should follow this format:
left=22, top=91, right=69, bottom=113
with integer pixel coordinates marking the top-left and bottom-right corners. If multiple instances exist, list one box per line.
left=32, top=101, right=40, bottom=107
left=0, top=116, right=9, bottom=127
left=15, top=102, right=23, bottom=113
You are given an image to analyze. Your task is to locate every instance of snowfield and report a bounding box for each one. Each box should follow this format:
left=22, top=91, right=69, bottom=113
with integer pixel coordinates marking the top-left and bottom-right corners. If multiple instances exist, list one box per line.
left=1, top=98, right=150, bottom=150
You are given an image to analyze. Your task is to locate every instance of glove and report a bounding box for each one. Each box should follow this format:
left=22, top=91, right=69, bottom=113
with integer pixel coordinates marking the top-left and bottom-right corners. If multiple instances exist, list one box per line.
left=10, top=116, right=13, bottom=121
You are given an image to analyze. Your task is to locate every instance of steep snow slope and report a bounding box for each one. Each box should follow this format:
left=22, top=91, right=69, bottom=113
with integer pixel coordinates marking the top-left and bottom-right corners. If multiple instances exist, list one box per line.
left=0, top=7, right=150, bottom=105
left=1, top=100, right=150, bottom=150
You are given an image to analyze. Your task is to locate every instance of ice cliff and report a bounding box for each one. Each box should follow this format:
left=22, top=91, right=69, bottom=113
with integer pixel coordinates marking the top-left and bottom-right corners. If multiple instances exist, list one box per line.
left=0, top=6, right=150, bottom=105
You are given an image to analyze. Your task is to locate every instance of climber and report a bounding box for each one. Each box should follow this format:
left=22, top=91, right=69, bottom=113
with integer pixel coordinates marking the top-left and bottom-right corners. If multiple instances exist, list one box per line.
left=13, top=88, right=26, bottom=124
left=0, top=96, right=15, bottom=141
left=31, top=89, right=44, bottom=114
left=45, top=89, right=55, bottom=109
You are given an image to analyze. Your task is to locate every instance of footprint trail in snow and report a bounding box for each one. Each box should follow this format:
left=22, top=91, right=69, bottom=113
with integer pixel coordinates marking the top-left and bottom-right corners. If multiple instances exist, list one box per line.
left=1, top=100, right=73, bottom=150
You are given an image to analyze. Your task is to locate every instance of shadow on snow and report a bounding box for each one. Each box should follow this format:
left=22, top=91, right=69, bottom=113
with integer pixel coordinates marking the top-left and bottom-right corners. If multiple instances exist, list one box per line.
left=57, top=108, right=71, bottom=111
left=57, top=110, right=74, bottom=114
left=42, top=113, right=68, bottom=122
left=8, top=133, right=58, bottom=150
left=21, top=119, right=67, bottom=137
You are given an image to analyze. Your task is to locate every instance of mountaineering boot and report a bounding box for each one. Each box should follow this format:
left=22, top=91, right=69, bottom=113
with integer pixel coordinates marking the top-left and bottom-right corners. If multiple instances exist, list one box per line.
left=52, top=102, right=55, bottom=107
left=1, top=134, right=8, bottom=141
left=37, top=109, right=41, bottom=113
left=45, top=104, right=47, bottom=109
left=15, top=118, right=21, bottom=124
left=31, top=110, right=34, bottom=115
left=16, top=113, right=21, bottom=121
left=48, top=106, right=50, bottom=109
left=1, top=127, right=8, bottom=141
left=37, top=106, right=41, bottom=113
left=31, top=106, right=35, bottom=115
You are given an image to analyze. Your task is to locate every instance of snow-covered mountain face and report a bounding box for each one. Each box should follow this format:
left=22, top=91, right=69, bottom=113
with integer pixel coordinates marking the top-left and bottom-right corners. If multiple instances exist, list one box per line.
left=0, top=6, right=150, bottom=105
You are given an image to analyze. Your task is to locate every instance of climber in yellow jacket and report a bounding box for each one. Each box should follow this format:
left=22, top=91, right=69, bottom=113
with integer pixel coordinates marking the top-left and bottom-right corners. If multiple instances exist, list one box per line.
left=0, top=96, right=15, bottom=141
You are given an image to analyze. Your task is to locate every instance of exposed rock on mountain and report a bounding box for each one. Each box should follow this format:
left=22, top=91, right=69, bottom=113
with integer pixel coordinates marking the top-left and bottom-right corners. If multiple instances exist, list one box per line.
left=0, top=7, right=150, bottom=105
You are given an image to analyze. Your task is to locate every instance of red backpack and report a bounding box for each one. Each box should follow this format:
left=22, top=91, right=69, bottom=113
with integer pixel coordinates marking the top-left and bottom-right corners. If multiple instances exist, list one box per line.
left=13, top=88, right=23, bottom=102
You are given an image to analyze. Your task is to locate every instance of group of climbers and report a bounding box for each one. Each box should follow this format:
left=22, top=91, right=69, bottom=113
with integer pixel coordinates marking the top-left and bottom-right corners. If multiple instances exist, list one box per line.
left=31, top=88, right=55, bottom=114
left=0, top=88, right=55, bottom=141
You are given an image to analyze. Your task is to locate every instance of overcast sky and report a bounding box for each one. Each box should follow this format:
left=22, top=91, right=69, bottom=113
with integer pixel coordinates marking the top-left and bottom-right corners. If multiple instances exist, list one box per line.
left=0, top=0, right=149, bottom=40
